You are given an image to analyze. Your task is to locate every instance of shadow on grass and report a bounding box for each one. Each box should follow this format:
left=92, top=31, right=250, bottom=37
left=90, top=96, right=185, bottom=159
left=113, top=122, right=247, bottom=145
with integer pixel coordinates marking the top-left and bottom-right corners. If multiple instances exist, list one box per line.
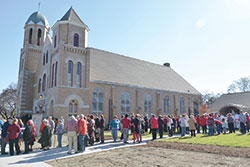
left=236, top=133, right=247, bottom=136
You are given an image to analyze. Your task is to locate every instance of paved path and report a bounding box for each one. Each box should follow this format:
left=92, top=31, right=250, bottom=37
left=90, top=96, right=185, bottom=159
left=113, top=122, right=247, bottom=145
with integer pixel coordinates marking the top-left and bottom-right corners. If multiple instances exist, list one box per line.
left=0, top=135, right=177, bottom=167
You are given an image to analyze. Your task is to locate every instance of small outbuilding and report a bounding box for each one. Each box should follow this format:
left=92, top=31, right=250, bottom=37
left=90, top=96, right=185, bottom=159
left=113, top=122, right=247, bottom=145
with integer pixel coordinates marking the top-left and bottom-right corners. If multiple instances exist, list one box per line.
left=210, top=92, right=250, bottom=115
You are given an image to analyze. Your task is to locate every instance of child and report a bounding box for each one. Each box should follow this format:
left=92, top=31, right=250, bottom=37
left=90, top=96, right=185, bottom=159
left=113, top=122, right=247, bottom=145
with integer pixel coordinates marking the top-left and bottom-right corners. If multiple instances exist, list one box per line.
left=222, top=118, right=227, bottom=134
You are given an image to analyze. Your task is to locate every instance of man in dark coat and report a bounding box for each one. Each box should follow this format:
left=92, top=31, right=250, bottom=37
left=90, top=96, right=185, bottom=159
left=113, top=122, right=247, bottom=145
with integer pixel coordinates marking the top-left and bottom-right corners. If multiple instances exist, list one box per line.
left=94, top=114, right=100, bottom=142
left=144, top=114, right=149, bottom=133
left=39, top=120, right=51, bottom=150
left=158, top=115, right=164, bottom=138
left=1, top=118, right=10, bottom=155
left=99, top=114, right=105, bottom=143
left=23, top=123, right=32, bottom=154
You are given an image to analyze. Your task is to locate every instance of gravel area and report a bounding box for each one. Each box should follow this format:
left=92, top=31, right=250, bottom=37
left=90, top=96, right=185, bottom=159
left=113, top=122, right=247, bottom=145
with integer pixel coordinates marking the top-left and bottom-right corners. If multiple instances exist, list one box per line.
left=47, top=146, right=250, bottom=167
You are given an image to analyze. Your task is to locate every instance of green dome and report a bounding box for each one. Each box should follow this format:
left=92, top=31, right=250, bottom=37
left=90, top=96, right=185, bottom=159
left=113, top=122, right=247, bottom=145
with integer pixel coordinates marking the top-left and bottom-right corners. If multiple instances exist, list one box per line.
left=25, top=11, right=49, bottom=27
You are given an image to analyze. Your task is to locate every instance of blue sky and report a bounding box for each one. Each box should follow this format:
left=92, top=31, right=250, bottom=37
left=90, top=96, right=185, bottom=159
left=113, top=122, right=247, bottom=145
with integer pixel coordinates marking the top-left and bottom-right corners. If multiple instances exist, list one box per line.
left=1, top=0, right=250, bottom=94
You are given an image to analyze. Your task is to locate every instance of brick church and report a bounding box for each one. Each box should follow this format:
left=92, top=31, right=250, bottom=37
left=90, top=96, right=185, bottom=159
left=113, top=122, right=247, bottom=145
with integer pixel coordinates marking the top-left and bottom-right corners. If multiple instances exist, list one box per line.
left=17, top=7, right=202, bottom=123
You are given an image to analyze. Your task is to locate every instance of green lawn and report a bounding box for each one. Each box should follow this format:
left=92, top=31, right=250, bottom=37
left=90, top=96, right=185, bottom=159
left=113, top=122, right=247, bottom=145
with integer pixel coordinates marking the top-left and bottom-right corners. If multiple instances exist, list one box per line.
left=160, top=133, right=250, bottom=148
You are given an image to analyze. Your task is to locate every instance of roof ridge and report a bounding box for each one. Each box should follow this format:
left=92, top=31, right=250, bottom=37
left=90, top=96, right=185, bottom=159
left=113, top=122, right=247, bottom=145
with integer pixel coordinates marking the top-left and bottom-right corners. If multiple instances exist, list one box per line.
left=88, top=47, right=171, bottom=69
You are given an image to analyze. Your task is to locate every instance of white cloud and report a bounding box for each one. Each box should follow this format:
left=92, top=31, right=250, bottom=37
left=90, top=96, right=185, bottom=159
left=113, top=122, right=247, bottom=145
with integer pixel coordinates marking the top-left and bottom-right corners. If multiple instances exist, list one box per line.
left=195, top=18, right=206, bottom=29
left=226, top=0, right=250, bottom=18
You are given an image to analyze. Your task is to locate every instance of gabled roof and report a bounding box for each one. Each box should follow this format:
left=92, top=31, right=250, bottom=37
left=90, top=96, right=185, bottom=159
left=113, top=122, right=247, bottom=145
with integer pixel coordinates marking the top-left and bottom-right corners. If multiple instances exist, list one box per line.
left=60, top=7, right=89, bottom=29
left=89, top=48, right=201, bottom=95
left=210, top=92, right=250, bottom=111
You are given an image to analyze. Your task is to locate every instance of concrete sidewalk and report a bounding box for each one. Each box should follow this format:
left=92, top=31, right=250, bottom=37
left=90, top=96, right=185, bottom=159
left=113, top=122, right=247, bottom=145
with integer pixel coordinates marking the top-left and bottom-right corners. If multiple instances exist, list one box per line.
left=0, top=135, right=178, bottom=167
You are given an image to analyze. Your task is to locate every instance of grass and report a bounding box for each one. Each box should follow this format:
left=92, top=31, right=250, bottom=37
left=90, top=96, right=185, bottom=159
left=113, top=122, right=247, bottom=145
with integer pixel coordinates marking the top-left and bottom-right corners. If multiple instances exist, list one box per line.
left=159, top=133, right=250, bottom=148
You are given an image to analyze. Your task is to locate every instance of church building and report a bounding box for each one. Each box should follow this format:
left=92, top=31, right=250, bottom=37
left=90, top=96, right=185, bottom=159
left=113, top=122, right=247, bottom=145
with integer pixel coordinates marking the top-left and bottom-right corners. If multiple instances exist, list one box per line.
left=17, top=7, right=202, bottom=123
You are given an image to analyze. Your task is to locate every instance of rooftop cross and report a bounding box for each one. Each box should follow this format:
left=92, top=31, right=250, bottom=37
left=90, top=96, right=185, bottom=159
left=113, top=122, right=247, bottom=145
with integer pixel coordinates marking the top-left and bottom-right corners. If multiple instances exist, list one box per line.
left=38, top=2, right=41, bottom=11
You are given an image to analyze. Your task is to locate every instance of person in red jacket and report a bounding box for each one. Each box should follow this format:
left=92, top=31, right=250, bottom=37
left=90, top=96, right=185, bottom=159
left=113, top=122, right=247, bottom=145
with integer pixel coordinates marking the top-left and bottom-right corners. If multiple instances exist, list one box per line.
left=200, top=115, right=207, bottom=134
left=121, top=114, right=131, bottom=144
left=27, top=119, right=36, bottom=151
left=150, top=115, right=158, bottom=140
left=195, top=115, right=201, bottom=133
left=78, top=114, right=87, bottom=152
left=7, top=118, right=21, bottom=156
left=214, top=119, right=222, bottom=135
left=39, top=119, right=46, bottom=133
left=245, top=113, right=250, bottom=133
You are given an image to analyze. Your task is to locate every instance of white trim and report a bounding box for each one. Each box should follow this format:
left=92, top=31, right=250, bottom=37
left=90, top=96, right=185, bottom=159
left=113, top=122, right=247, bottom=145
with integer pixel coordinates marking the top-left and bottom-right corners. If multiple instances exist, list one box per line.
left=55, top=104, right=89, bottom=108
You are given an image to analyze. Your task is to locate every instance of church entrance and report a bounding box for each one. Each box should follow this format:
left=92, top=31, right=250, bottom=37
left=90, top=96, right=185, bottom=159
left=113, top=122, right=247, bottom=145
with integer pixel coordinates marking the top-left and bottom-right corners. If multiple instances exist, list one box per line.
left=219, top=106, right=240, bottom=116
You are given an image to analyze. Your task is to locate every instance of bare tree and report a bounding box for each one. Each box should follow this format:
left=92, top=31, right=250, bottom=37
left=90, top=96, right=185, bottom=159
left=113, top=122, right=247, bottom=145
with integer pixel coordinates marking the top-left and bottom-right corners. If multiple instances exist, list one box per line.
left=0, top=83, right=17, bottom=120
left=202, top=91, right=221, bottom=108
left=227, top=77, right=250, bottom=93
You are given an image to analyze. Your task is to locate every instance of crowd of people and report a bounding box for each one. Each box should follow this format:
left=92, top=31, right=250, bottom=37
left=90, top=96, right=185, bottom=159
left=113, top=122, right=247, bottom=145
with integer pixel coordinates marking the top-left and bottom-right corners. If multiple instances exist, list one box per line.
left=0, top=111, right=249, bottom=156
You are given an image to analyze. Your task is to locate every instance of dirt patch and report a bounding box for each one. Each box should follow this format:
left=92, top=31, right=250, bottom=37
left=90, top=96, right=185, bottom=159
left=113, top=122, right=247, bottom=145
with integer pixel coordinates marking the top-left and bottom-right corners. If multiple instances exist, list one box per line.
left=146, top=141, right=250, bottom=158
left=47, top=146, right=250, bottom=167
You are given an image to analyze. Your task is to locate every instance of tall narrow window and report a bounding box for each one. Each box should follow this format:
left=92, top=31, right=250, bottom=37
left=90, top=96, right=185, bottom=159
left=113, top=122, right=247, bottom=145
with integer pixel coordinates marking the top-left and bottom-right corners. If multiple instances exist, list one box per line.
left=164, top=96, right=171, bottom=115
left=67, top=61, right=73, bottom=86
left=193, top=101, right=199, bottom=115
left=121, top=92, right=130, bottom=115
left=37, top=29, right=42, bottom=46
left=180, top=97, right=185, bottom=114
left=38, top=78, right=41, bottom=93
left=54, top=35, right=57, bottom=48
left=144, top=94, right=152, bottom=115
left=43, top=54, right=45, bottom=66
left=55, top=61, right=58, bottom=86
left=29, top=28, right=33, bottom=44
left=46, top=51, right=48, bottom=64
left=51, top=64, right=54, bottom=87
left=42, top=74, right=46, bottom=92
left=74, top=33, right=79, bottom=47
left=76, top=62, right=81, bottom=88
left=92, top=89, right=104, bottom=114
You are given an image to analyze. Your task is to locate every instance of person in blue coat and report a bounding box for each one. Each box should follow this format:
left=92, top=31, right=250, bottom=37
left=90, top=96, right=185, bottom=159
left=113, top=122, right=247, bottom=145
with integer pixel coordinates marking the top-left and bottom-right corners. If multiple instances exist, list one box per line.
left=109, top=115, right=120, bottom=142
left=1, top=118, right=11, bottom=155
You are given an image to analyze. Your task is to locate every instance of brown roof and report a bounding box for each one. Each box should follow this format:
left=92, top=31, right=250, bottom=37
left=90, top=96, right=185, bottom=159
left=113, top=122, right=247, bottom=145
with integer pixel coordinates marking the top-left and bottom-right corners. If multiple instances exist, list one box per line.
left=89, top=48, right=201, bottom=95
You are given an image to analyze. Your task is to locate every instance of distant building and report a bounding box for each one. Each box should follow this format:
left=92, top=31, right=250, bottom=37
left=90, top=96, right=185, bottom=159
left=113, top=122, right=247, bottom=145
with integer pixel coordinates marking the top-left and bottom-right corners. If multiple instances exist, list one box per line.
left=16, top=7, right=201, bottom=123
left=210, top=92, right=250, bottom=115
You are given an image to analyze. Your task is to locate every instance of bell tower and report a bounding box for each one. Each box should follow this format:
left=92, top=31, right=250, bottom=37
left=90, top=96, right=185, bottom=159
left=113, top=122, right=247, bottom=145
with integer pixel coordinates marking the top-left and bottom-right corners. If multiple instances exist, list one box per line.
left=17, top=11, right=49, bottom=116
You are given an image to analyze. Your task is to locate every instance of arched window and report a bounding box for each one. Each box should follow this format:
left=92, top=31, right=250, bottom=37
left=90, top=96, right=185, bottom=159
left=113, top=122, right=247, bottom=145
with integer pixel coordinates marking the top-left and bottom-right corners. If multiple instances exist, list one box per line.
left=55, top=61, right=58, bottom=86
left=121, top=92, right=130, bottom=114
left=46, top=51, right=48, bottom=64
left=37, top=29, right=42, bottom=46
left=38, top=78, right=41, bottom=93
left=68, top=61, right=73, bottom=86
left=74, top=33, right=79, bottom=47
left=42, top=74, right=46, bottom=92
left=144, top=94, right=152, bottom=115
left=76, top=62, right=82, bottom=88
left=92, top=89, right=104, bottom=114
left=69, top=100, right=78, bottom=116
left=51, top=64, right=54, bottom=87
left=164, top=96, right=171, bottom=115
left=180, top=97, right=185, bottom=114
left=29, top=28, right=33, bottom=44
left=54, top=35, right=57, bottom=48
